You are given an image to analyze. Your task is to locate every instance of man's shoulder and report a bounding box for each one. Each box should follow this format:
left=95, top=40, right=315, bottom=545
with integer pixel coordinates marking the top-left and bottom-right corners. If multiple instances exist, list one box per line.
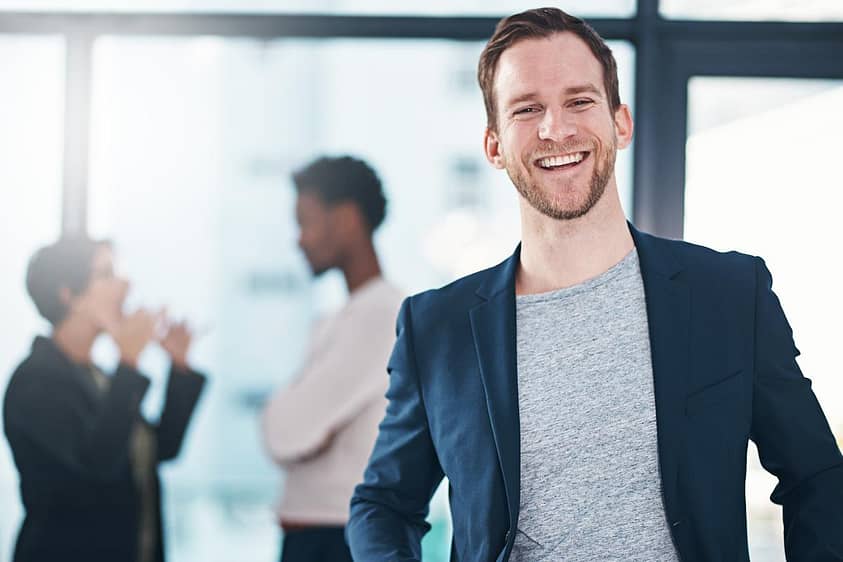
left=637, top=229, right=760, bottom=283
left=344, top=277, right=404, bottom=312
left=405, top=261, right=505, bottom=319
left=653, top=232, right=754, bottom=259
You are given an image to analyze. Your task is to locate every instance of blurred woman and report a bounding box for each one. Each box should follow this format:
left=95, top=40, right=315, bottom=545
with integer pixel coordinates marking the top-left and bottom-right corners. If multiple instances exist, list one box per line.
left=3, top=236, right=206, bottom=562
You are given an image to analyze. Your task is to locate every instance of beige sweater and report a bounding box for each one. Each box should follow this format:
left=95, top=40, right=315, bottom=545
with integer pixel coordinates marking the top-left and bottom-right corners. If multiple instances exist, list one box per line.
left=261, top=277, right=404, bottom=525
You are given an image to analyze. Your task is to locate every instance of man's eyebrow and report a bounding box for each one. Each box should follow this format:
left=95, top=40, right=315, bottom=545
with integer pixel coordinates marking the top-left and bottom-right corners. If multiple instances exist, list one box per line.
left=503, top=91, right=540, bottom=109
left=503, top=83, right=604, bottom=109
left=564, top=83, right=603, bottom=97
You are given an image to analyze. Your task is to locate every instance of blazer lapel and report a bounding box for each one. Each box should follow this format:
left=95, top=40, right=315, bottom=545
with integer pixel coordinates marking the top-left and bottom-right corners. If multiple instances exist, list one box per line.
left=468, top=230, right=690, bottom=532
left=631, top=225, right=689, bottom=526
left=470, top=246, right=521, bottom=533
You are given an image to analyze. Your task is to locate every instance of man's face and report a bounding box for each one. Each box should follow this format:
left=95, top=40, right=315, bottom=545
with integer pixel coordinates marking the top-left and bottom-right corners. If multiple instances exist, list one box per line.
left=295, top=191, right=342, bottom=276
left=484, top=32, right=632, bottom=221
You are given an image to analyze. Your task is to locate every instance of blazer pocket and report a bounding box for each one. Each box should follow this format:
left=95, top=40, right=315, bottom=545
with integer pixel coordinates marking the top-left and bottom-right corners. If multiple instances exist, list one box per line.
left=685, top=369, right=743, bottom=417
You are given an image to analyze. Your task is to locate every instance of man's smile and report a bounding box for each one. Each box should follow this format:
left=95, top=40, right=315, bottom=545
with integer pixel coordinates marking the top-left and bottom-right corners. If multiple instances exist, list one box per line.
left=535, top=151, right=591, bottom=172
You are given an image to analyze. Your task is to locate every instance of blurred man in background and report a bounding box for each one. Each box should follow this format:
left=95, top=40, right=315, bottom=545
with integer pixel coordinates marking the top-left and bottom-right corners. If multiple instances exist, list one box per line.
left=261, top=156, right=403, bottom=562
left=3, top=236, right=206, bottom=562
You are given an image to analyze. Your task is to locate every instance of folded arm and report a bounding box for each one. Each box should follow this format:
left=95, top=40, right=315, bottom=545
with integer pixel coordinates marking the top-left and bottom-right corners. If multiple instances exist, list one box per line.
left=261, top=308, right=396, bottom=465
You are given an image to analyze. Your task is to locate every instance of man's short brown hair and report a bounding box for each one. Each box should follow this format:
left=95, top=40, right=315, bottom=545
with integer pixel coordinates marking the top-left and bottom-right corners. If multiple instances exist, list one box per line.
left=477, top=7, right=621, bottom=131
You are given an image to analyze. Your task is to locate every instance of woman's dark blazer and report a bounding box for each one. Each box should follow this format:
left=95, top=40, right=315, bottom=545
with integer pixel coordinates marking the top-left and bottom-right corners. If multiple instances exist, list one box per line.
left=3, top=336, right=206, bottom=562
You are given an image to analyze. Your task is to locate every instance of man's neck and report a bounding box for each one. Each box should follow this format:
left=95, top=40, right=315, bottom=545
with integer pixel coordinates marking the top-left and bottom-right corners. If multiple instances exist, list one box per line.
left=516, top=184, right=634, bottom=295
left=52, top=317, right=99, bottom=366
left=341, top=238, right=383, bottom=294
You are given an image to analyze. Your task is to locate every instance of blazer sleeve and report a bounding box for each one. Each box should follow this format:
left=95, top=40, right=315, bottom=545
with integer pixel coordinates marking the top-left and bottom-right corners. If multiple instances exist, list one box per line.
left=156, top=365, right=207, bottom=462
left=749, top=257, right=843, bottom=560
left=4, top=361, right=150, bottom=480
left=347, top=298, right=444, bottom=562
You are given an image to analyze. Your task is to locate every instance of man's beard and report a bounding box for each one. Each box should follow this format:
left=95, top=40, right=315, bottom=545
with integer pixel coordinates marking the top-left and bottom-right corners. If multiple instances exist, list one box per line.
left=507, top=136, right=617, bottom=221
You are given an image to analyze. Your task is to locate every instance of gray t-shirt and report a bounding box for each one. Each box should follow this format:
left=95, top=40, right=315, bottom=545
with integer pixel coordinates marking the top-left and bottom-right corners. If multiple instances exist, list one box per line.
left=510, top=250, right=679, bottom=562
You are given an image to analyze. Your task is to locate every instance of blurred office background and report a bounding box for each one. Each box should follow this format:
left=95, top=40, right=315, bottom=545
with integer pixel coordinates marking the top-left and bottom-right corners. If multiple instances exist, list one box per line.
left=0, top=1, right=841, bottom=561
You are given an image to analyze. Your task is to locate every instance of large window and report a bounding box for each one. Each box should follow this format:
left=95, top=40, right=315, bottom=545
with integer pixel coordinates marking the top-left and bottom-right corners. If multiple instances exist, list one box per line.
left=85, top=33, right=635, bottom=561
left=684, top=77, right=843, bottom=562
left=0, top=34, right=64, bottom=562
left=661, top=0, right=843, bottom=21
left=2, top=4, right=842, bottom=562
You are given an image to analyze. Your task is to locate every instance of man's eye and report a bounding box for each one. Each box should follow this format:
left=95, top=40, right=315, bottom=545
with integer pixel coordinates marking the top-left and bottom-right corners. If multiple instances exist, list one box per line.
left=514, top=107, right=539, bottom=115
left=571, top=99, right=594, bottom=107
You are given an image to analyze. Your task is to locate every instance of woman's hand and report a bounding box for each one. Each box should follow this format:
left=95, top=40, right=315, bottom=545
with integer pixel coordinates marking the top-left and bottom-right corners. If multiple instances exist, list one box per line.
left=108, top=308, right=162, bottom=368
left=159, top=319, right=193, bottom=371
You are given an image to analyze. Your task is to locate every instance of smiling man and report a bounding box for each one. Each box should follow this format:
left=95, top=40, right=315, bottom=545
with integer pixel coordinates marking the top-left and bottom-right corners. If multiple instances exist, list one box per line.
left=347, top=7, right=843, bottom=562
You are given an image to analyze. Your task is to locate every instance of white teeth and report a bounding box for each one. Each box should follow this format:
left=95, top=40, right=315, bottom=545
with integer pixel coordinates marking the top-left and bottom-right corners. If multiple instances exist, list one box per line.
left=539, top=152, right=585, bottom=168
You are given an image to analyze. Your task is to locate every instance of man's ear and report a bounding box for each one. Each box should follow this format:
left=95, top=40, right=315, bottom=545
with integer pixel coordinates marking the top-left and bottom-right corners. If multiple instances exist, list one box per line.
left=613, top=103, right=634, bottom=150
left=484, top=127, right=506, bottom=169
left=334, top=202, right=365, bottom=237
left=59, top=286, right=73, bottom=306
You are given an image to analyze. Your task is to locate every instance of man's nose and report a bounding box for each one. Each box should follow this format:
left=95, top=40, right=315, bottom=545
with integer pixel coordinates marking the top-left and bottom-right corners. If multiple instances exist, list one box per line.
left=538, top=106, right=577, bottom=142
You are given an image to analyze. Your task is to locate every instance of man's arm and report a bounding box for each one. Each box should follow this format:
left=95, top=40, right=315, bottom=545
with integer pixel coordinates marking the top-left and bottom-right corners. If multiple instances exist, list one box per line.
left=260, top=305, right=397, bottom=465
left=750, top=257, right=843, bottom=560
left=347, top=298, right=444, bottom=562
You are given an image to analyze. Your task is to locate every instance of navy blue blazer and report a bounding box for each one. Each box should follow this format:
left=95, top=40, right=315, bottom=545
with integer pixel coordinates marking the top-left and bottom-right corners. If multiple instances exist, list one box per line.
left=348, top=226, right=843, bottom=562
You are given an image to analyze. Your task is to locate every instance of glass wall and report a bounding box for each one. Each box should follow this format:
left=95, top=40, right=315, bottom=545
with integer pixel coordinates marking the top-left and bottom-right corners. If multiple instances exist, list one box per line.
left=0, top=35, right=65, bottom=562
left=5, top=4, right=841, bottom=562
left=684, top=76, right=843, bottom=562
left=85, top=35, right=634, bottom=561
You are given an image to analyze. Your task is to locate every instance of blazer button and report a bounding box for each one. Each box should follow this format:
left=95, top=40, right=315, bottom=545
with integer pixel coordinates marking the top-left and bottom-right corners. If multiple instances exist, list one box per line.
left=671, top=520, right=682, bottom=527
